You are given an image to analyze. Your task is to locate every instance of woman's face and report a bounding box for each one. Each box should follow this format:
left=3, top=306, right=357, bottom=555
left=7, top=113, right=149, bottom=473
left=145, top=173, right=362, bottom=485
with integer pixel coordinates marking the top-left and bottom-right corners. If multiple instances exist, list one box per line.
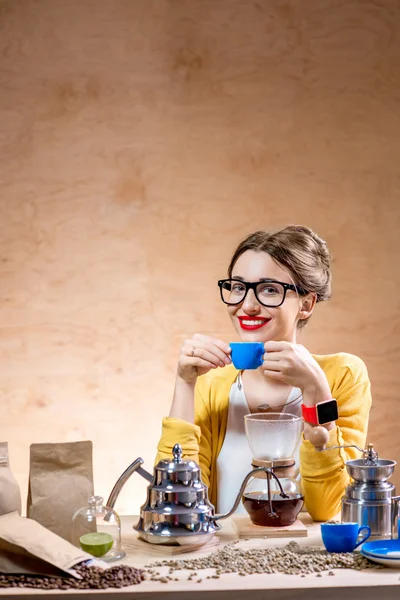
left=227, top=250, right=309, bottom=343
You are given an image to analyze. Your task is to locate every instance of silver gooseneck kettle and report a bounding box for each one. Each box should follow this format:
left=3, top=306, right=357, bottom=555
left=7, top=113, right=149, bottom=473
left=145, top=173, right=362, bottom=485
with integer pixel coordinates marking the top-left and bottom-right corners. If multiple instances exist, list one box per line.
left=106, top=443, right=288, bottom=546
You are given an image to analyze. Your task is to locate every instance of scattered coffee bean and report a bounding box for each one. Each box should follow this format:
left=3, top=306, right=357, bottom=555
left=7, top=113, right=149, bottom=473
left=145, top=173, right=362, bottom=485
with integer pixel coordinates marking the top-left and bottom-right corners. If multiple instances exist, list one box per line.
left=0, top=563, right=145, bottom=590
left=147, top=541, right=383, bottom=577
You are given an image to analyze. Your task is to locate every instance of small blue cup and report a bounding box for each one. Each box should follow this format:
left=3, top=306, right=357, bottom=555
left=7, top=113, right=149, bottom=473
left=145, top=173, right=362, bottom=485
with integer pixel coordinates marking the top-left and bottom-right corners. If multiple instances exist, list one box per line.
left=321, top=522, right=371, bottom=553
left=229, top=342, right=264, bottom=370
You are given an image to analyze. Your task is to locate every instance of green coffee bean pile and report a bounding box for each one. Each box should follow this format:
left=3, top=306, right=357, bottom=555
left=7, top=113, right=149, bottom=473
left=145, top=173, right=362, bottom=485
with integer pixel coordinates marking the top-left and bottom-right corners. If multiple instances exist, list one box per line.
left=147, top=540, right=381, bottom=580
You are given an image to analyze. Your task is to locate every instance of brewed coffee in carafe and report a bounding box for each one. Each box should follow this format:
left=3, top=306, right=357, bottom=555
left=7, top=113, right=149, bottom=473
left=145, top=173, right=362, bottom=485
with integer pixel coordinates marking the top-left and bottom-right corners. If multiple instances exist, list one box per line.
left=243, top=413, right=304, bottom=526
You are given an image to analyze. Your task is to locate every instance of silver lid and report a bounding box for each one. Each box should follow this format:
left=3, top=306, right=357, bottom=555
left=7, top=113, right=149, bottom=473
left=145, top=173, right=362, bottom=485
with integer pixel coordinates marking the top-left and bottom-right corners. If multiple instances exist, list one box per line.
left=154, top=443, right=201, bottom=476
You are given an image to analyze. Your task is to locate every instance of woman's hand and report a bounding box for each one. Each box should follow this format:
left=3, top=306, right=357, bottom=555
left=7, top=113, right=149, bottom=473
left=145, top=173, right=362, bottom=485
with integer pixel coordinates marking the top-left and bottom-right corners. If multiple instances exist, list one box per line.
left=178, top=334, right=232, bottom=384
left=262, top=341, right=332, bottom=407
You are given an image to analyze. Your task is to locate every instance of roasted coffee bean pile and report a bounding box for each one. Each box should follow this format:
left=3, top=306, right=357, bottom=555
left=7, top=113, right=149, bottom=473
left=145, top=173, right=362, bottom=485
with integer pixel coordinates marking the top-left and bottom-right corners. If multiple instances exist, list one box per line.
left=0, top=562, right=146, bottom=590
left=147, top=540, right=382, bottom=579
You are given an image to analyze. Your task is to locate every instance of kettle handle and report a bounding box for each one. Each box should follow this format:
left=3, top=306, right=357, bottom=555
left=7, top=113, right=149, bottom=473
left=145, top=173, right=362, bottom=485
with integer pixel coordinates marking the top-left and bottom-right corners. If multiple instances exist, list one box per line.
left=106, top=458, right=153, bottom=510
left=211, top=467, right=288, bottom=522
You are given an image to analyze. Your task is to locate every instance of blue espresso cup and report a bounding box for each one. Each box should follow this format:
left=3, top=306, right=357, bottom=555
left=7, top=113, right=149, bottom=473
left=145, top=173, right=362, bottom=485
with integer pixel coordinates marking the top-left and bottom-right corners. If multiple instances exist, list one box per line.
left=229, top=342, right=264, bottom=370
left=321, top=522, right=371, bottom=553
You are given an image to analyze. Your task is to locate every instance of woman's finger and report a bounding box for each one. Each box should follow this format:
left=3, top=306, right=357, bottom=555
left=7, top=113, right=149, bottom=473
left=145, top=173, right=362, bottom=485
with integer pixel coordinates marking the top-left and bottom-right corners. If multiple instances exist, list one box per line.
left=188, top=358, right=222, bottom=370
left=203, top=343, right=231, bottom=365
left=181, top=346, right=224, bottom=368
left=190, top=347, right=227, bottom=368
left=264, top=340, right=292, bottom=352
left=263, top=369, right=285, bottom=379
left=263, top=350, right=287, bottom=362
left=263, top=361, right=283, bottom=372
left=208, top=338, right=232, bottom=355
left=184, top=340, right=231, bottom=365
left=191, top=334, right=231, bottom=355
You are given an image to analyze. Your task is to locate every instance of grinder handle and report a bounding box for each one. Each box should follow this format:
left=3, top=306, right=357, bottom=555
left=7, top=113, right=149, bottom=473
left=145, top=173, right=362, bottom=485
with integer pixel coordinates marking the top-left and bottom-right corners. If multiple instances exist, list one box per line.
left=315, top=443, right=364, bottom=453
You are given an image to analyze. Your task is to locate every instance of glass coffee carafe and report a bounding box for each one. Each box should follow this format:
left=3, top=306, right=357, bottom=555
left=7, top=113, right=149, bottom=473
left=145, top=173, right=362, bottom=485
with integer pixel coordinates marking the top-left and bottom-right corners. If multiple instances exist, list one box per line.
left=242, top=413, right=304, bottom=526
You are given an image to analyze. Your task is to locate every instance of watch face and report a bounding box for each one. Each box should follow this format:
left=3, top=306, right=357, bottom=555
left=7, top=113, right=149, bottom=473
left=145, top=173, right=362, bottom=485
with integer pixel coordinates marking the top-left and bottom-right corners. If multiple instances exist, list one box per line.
left=317, top=400, right=339, bottom=424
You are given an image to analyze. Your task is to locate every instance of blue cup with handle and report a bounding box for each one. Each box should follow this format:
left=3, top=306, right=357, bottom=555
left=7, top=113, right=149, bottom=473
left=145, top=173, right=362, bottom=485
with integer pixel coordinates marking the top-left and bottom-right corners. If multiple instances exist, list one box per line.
left=321, top=522, right=371, bottom=553
left=229, top=342, right=264, bottom=370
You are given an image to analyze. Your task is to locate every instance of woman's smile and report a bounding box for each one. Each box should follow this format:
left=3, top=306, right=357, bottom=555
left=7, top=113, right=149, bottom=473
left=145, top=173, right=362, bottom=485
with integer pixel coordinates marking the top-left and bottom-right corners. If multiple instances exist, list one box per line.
left=237, top=316, right=271, bottom=330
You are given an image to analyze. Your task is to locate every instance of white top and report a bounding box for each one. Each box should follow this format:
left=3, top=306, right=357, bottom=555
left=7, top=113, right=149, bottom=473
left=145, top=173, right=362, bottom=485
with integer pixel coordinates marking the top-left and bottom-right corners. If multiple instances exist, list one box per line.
left=216, top=373, right=302, bottom=514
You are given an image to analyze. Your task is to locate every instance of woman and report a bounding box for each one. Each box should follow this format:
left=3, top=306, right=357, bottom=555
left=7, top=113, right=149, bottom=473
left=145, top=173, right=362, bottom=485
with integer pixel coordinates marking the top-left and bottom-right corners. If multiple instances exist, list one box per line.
left=155, top=225, right=371, bottom=521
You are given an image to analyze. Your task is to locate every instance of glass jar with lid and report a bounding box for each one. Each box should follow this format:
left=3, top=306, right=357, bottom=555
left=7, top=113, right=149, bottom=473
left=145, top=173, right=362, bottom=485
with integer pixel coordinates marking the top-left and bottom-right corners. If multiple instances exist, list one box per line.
left=71, top=496, right=125, bottom=561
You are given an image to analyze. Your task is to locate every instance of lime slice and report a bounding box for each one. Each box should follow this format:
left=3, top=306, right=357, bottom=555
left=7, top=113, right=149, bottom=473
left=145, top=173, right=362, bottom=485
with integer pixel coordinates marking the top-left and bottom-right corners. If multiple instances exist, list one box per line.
left=79, top=532, right=113, bottom=557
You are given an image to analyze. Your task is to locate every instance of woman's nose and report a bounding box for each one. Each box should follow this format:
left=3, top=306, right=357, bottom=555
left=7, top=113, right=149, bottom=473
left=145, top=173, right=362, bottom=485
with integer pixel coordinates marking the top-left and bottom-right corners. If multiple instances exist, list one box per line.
left=242, top=288, right=260, bottom=313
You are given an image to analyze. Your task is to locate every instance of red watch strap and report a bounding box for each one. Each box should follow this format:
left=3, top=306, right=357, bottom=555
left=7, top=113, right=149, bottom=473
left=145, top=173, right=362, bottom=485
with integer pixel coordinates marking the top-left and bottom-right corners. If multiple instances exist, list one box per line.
left=302, top=404, right=318, bottom=425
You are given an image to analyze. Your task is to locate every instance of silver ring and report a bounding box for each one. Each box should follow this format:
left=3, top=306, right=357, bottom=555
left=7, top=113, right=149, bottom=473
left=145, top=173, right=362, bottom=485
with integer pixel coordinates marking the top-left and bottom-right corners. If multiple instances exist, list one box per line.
left=191, top=346, right=195, bottom=357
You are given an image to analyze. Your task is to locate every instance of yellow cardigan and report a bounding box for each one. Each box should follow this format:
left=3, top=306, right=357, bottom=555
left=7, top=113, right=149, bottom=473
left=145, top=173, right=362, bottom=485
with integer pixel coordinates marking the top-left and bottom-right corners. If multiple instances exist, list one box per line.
left=156, top=353, right=371, bottom=521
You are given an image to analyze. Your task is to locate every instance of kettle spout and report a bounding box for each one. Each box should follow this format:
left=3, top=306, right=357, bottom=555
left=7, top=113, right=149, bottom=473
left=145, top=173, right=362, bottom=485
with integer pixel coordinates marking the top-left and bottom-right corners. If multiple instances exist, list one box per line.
left=106, top=458, right=153, bottom=510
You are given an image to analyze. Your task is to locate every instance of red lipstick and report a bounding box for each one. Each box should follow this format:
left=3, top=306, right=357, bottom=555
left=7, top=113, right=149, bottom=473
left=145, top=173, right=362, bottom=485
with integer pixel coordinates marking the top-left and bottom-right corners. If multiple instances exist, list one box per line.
left=238, top=316, right=271, bottom=331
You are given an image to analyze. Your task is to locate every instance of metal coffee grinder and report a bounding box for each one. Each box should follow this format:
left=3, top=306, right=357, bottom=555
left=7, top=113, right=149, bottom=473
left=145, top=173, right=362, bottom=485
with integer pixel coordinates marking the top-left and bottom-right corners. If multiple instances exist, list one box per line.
left=323, top=442, right=400, bottom=540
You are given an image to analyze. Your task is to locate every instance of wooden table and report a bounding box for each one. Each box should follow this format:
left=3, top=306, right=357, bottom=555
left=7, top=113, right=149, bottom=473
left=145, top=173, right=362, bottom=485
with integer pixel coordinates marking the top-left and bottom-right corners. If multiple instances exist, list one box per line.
left=1, top=515, right=399, bottom=600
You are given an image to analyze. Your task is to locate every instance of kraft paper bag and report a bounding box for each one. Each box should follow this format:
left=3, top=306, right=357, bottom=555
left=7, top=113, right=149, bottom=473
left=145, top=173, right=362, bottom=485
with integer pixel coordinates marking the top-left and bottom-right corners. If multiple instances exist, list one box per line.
left=0, top=512, right=92, bottom=577
left=0, top=442, right=22, bottom=516
left=27, top=441, right=94, bottom=542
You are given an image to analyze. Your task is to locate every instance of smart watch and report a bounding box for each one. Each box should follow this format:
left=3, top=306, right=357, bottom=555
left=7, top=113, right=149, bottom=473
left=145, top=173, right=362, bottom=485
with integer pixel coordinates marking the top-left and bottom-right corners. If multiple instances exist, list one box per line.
left=301, top=399, right=338, bottom=425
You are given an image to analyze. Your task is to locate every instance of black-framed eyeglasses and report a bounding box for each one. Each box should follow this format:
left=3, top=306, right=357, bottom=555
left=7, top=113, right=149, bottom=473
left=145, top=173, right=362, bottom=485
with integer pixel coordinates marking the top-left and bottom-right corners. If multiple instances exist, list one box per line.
left=217, top=279, right=308, bottom=308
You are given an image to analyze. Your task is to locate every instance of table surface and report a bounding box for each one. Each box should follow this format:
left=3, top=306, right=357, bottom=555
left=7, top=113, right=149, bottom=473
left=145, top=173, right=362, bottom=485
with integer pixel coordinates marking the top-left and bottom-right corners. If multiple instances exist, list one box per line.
left=1, top=515, right=400, bottom=600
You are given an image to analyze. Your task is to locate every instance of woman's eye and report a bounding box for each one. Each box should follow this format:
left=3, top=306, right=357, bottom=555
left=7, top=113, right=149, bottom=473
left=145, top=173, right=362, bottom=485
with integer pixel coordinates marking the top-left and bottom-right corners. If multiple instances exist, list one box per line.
left=232, top=284, right=245, bottom=293
left=259, top=285, right=279, bottom=295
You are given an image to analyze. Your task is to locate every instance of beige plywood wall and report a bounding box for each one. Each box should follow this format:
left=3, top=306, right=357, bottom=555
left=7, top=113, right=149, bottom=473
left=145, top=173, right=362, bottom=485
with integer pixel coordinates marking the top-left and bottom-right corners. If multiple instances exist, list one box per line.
left=1, top=0, right=399, bottom=515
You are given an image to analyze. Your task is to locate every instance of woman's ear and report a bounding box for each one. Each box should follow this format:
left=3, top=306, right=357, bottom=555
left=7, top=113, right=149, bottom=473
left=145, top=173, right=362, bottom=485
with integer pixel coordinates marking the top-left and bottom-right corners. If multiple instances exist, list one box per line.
left=298, top=294, right=317, bottom=320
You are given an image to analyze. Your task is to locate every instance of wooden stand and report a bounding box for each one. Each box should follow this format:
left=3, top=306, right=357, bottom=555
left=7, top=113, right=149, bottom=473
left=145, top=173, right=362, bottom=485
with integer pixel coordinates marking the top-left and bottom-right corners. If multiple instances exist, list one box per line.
left=122, top=534, right=220, bottom=556
left=231, top=514, right=308, bottom=538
